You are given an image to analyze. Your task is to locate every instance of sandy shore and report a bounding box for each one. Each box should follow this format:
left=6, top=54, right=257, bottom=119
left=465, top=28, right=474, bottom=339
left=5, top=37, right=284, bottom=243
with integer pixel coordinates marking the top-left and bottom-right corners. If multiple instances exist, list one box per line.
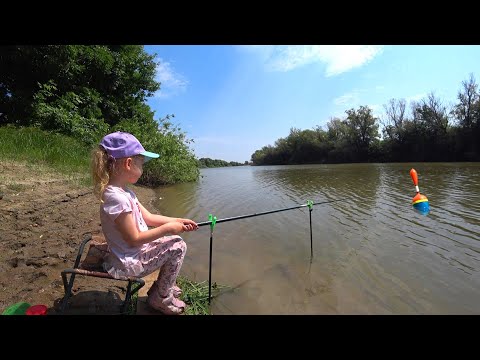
left=0, top=161, right=161, bottom=314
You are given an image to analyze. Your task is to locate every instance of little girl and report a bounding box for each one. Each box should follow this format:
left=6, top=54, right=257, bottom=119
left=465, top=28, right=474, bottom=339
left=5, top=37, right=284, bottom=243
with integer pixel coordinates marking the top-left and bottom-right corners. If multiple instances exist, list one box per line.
left=91, top=131, right=199, bottom=315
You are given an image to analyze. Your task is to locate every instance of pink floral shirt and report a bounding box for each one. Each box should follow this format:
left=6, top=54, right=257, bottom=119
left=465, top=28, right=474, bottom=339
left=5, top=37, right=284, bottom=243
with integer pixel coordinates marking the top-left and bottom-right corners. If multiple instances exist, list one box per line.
left=100, top=185, right=149, bottom=277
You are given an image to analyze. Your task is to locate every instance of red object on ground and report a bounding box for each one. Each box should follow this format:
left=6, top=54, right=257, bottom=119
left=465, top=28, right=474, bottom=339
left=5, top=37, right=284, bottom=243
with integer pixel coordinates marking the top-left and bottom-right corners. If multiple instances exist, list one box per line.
left=25, top=305, right=48, bottom=315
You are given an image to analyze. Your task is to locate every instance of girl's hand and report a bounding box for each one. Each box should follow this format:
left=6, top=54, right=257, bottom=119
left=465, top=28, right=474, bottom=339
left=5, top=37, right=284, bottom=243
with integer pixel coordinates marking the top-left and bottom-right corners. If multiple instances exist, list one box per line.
left=178, top=218, right=199, bottom=231
left=165, top=221, right=186, bottom=235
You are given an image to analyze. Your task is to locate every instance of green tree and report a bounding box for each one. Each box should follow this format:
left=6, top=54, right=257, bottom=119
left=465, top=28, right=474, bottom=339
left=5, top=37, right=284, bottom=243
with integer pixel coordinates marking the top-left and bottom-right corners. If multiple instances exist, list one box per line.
left=452, top=73, right=479, bottom=129
left=345, top=105, right=379, bottom=161
left=0, top=45, right=159, bottom=138
left=381, top=98, right=407, bottom=143
left=451, top=74, right=480, bottom=160
left=0, top=45, right=199, bottom=184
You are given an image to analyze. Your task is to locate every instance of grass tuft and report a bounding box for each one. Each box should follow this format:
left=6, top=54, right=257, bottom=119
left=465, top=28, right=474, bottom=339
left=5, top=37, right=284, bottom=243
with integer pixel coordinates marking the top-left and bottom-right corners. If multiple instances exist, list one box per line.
left=177, top=276, right=230, bottom=315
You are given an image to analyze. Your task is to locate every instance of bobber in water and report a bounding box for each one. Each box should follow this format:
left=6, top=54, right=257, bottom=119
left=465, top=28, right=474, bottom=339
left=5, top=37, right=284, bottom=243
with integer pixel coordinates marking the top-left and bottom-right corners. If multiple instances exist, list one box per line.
left=410, top=168, right=430, bottom=215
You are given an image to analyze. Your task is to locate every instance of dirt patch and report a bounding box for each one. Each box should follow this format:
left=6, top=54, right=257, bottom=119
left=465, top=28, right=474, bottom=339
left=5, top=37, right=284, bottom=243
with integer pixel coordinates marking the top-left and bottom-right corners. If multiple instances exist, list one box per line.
left=0, top=161, right=159, bottom=314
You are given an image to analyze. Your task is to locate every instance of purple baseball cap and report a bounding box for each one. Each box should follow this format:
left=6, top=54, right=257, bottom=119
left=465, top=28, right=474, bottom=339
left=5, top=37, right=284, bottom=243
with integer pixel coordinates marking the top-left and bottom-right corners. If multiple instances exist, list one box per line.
left=100, top=131, right=159, bottom=161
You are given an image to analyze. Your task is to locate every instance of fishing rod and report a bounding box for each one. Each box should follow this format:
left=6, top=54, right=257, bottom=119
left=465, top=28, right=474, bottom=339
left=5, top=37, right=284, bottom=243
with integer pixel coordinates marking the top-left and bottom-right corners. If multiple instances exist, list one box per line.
left=196, top=198, right=347, bottom=227
left=195, top=197, right=348, bottom=304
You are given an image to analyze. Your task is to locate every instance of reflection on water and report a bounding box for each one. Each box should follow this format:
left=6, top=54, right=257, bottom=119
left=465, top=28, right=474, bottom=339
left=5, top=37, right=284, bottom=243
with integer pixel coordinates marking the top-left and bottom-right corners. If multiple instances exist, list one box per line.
left=154, top=163, right=480, bottom=314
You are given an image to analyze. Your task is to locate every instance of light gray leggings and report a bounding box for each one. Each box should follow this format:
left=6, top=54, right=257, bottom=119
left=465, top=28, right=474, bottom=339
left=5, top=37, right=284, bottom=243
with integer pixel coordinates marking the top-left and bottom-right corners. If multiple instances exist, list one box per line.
left=136, top=236, right=187, bottom=297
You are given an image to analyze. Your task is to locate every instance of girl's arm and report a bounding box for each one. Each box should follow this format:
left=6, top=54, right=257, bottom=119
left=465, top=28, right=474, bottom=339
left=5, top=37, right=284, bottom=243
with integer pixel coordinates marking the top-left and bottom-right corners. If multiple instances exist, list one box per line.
left=138, top=201, right=198, bottom=229
left=114, top=211, right=195, bottom=247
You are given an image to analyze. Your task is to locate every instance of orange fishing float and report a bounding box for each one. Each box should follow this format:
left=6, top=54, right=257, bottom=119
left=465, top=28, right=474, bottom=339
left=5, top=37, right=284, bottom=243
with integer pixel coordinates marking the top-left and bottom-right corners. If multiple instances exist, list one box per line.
left=410, top=168, right=430, bottom=215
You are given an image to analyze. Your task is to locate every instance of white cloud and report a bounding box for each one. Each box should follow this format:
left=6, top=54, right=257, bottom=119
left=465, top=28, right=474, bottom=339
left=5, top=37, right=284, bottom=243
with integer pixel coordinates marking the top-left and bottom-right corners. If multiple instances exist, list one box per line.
left=333, top=90, right=362, bottom=106
left=242, top=45, right=384, bottom=76
left=194, top=136, right=234, bottom=145
left=154, top=57, right=188, bottom=98
left=368, top=104, right=383, bottom=118
left=332, top=87, right=383, bottom=119
left=405, top=93, right=427, bottom=103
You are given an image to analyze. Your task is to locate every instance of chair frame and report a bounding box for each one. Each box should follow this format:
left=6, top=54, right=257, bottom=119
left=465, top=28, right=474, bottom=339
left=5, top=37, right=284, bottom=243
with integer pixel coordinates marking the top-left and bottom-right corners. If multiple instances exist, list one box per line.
left=60, top=234, right=145, bottom=314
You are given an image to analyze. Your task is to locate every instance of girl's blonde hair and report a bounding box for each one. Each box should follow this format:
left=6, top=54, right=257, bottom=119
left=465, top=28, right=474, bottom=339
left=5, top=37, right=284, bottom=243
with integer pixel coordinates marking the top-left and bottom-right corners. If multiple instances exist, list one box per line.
left=91, top=146, right=115, bottom=200
left=91, top=147, right=144, bottom=200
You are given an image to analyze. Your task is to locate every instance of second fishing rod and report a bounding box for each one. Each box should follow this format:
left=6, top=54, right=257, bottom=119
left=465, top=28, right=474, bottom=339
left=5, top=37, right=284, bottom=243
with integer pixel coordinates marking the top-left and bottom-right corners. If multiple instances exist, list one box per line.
left=193, top=197, right=348, bottom=303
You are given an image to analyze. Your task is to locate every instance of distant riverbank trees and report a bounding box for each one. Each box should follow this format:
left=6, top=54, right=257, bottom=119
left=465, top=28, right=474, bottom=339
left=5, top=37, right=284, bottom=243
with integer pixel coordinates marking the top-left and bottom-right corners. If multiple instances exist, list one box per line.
left=197, top=158, right=245, bottom=168
left=251, top=74, right=480, bottom=165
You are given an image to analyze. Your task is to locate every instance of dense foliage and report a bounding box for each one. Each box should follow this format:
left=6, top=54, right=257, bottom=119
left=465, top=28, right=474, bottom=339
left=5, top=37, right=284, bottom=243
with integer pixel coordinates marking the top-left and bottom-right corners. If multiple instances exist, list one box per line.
left=251, top=74, right=480, bottom=165
left=197, top=157, right=245, bottom=168
left=0, top=45, right=199, bottom=185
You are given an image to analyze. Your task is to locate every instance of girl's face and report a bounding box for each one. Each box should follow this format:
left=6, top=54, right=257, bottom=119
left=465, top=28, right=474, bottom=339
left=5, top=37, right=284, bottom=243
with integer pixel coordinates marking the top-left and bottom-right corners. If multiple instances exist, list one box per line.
left=125, top=155, right=145, bottom=183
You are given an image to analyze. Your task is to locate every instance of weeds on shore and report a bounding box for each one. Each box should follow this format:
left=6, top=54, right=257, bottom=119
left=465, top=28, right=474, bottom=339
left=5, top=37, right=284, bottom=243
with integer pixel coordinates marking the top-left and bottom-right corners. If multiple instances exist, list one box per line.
left=177, top=276, right=230, bottom=315
left=125, top=277, right=229, bottom=315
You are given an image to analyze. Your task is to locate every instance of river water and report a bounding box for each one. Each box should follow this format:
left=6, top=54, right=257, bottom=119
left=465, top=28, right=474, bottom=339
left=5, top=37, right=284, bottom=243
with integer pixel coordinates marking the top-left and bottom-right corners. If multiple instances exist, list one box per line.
left=153, top=163, right=480, bottom=314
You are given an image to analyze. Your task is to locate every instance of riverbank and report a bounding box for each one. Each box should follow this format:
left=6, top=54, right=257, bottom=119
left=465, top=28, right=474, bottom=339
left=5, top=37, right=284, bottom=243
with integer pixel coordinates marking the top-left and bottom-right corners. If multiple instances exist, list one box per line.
left=0, top=160, right=163, bottom=314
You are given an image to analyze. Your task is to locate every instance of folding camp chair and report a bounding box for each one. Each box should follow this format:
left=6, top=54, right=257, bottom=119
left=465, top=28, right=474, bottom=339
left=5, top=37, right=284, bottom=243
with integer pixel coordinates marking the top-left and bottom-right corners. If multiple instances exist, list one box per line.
left=60, top=233, right=145, bottom=314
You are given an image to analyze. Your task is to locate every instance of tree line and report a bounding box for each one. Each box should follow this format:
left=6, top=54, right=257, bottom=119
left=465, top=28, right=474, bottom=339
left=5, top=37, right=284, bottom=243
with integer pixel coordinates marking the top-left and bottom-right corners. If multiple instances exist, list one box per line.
left=251, top=74, right=480, bottom=165
left=0, top=45, right=199, bottom=186
left=197, top=157, right=246, bottom=168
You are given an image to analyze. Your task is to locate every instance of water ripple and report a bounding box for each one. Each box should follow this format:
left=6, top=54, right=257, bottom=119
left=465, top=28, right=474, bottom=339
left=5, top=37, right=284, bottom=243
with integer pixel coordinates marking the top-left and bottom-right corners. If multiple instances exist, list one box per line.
left=155, top=163, right=480, bottom=314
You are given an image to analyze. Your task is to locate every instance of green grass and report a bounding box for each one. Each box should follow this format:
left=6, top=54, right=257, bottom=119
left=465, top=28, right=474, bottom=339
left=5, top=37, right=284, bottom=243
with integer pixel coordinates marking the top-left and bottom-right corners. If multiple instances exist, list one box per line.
left=177, top=276, right=230, bottom=315
left=126, top=286, right=140, bottom=315
left=124, top=278, right=229, bottom=315
left=0, top=125, right=91, bottom=184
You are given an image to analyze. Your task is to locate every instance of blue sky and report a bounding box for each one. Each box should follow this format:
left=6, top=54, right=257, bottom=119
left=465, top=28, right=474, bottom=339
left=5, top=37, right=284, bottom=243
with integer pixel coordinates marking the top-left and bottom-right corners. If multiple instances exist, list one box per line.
left=144, top=45, right=480, bottom=163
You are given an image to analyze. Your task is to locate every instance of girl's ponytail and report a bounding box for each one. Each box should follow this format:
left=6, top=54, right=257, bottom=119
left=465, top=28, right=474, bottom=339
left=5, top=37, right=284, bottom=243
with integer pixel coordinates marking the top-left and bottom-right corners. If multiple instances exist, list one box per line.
left=91, top=146, right=114, bottom=200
